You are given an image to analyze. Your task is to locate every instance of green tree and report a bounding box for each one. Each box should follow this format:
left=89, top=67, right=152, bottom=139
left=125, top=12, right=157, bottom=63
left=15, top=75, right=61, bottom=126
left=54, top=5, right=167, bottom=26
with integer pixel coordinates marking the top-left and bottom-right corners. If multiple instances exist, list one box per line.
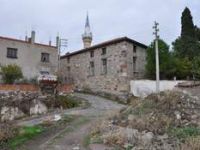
left=1, top=64, right=23, bottom=84
left=169, top=57, right=192, bottom=79
left=192, top=57, right=200, bottom=79
left=145, top=39, right=171, bottom=79
left=173, top=37, right=200, bottom=59
left=173, top=7, right=200, bottom=59
left=181, top=7, right=195, bottom=38
left=195, top=26, right=200, bottom=41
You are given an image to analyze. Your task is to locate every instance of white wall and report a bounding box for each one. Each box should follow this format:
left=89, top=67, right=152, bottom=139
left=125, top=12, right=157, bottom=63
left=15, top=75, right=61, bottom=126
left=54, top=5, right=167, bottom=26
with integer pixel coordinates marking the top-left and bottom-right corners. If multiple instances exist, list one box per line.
left=130, top=80, right=184, bottom=98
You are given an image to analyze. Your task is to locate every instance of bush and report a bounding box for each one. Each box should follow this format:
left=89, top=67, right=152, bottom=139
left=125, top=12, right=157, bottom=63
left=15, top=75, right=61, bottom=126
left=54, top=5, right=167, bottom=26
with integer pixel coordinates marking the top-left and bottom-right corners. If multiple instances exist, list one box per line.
left=1, top=64, right=23, bottom=84
left=55, top=95, right=79, bottom=109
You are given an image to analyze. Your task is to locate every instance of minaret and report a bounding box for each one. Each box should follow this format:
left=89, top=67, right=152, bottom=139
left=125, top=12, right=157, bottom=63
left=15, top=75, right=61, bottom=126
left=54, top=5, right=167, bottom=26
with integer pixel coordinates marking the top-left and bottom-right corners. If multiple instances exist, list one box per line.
left=82, top=13, right=93, bottom=48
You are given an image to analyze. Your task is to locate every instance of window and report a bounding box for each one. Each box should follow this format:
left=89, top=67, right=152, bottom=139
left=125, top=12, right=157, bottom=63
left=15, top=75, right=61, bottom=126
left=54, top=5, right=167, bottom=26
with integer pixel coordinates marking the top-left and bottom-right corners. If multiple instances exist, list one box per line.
left=41, top=53, right=50, bottom=62
left=67, top=66, right=71, bottom=72
left=133, top=45, right=137, bottom=53
left=89, top=61, right=95, bottom=76
left=102, top=59, right=107, bottom=75
left=90, top=51, right=94, bottom=57
left=67, top=57, right=70, bottom=63
left=102, top=47, right=107, bottom=55
left=7, top=48, right=18, bottom=58
left=133, top=57, right=137, bottom=72
left=40, top=71, right=49, bottom=75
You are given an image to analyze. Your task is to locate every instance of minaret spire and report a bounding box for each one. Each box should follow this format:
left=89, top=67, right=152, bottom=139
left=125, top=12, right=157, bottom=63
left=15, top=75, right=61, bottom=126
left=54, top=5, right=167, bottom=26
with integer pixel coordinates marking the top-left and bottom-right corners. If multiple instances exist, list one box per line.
left=82, top=12, right=93, bottom=48
left=85, top=12, right=90, bottom=28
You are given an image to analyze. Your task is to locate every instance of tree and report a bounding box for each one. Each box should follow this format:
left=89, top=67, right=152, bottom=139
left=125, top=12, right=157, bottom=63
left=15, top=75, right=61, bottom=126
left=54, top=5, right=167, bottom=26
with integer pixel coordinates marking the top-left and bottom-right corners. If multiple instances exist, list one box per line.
left=145, top=39, right=171, bottom=79
left=181, top=7, right=195, bottom=39
left=173, top=7, right=200, bottom=59
left=1, top=64, right=23, bottom=84
left=192, top=56, right=200, bottom=79
left=173, top=36, right=200, bottom=59
left=195, top=26, right=200, bottom=41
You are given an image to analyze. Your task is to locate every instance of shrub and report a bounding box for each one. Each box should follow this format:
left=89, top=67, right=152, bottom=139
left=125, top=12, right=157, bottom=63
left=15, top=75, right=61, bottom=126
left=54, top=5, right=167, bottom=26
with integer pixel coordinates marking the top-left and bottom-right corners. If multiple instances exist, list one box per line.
left=1, top=64, right=23, bottom=84
left=55, top=95, right=79, bottom=109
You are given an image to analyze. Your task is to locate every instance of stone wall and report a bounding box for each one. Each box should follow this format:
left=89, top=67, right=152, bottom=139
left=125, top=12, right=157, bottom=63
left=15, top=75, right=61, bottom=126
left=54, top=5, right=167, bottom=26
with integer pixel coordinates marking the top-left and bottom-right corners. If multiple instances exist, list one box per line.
left=61, top=40, right=146, bottom=97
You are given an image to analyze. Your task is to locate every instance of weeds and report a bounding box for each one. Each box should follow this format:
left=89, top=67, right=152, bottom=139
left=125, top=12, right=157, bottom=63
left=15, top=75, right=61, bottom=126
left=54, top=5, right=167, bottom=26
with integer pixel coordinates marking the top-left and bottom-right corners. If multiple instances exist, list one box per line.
left=8, top=125, right=45, bottom=149
left=168, top=126, right=200, bottom=140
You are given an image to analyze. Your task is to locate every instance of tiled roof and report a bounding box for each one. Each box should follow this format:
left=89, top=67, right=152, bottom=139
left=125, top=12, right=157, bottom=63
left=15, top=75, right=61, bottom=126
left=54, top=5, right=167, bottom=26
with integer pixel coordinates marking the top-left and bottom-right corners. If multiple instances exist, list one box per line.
left=61, top=37, right=147, bottom=59
left=0, top=36, right=57, bottom=49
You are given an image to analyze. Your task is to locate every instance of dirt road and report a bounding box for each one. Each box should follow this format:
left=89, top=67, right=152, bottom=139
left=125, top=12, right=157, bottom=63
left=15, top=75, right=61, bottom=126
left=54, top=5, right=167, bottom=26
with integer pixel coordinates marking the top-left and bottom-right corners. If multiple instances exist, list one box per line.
left=19, top=93, right=125, bottom=150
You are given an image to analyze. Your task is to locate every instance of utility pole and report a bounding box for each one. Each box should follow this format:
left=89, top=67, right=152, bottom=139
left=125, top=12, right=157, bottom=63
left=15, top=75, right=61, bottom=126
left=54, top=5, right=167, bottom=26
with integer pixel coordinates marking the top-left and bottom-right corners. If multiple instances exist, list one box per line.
left=57, top=38, right=68, bottom=77
left=153, top=21, right=160, bottom=93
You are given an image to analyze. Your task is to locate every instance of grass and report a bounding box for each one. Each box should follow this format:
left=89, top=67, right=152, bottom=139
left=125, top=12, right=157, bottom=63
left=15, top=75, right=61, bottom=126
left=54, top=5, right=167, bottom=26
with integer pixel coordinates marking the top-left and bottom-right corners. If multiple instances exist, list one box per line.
left=2, top=115, right=78, bottom=150
left=168, top=126, right=200, bottom=140
left=132, top=100, right=155, bottom=116
left=8, top=125, right=45, bottom=149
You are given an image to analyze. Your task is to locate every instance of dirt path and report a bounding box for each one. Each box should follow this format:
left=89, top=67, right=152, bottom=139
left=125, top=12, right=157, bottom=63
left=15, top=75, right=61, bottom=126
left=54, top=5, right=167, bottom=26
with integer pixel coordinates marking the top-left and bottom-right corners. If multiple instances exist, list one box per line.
left=19, top=93, right=125, bottom=150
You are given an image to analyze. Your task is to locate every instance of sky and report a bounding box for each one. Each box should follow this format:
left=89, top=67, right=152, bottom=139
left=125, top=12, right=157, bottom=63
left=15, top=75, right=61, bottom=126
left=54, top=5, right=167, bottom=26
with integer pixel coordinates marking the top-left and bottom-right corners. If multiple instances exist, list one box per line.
left=0, top=0, right=199, bottom=54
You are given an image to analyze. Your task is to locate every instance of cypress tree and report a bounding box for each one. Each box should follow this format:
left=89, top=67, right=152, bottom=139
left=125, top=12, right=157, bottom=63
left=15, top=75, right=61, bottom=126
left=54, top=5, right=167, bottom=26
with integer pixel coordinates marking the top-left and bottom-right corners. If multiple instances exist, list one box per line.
left=181, top=7, right=195, bottom=39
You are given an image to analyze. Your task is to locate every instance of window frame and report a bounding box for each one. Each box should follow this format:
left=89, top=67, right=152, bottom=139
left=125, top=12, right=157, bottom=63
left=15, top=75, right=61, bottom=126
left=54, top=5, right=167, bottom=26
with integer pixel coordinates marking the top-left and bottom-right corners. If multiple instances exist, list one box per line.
left=7, top=48, right=18, bottom=59
left=102, top=58, right=107, bottom=75
left=89, top=61, right=95, bottom=76
left=133, top=45, right=137, bottom=53
left=133, top=56, right=137, bottom=72
left=101, top=47, right=107, bottom=55
left=41, top=53, right=50, bottom=63
left=90, top=50, right=94, bottom=58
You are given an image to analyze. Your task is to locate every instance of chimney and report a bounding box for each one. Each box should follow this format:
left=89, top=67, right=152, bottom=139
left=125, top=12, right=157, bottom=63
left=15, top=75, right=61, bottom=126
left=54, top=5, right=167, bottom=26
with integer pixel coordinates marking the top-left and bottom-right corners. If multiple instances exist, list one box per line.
left=56, top=36, right=60, bottom=48
left=49, top=40, right=52, bottom=46
left=31, top=30, right=35, bottom=44
left=25, top=35, right=28, bottom=42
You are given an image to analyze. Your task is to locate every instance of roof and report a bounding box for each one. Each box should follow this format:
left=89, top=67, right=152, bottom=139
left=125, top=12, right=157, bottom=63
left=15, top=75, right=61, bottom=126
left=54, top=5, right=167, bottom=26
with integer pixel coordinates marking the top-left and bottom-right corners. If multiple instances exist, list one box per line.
left=61, top=37, right=147, bottom=59
left=0, top=36, right=57, bottom=49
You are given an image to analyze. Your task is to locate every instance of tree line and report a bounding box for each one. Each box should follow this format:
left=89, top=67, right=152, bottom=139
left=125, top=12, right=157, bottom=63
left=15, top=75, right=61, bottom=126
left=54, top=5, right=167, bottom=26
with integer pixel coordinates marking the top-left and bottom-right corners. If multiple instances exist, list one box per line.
left=146, top=7, right=200, bottom=80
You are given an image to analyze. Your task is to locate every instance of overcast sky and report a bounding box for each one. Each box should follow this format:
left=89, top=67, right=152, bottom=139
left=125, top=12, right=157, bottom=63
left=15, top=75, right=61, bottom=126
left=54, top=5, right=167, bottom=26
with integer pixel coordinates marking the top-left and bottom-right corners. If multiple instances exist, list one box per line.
left=0, top=0, right=199, bottom=54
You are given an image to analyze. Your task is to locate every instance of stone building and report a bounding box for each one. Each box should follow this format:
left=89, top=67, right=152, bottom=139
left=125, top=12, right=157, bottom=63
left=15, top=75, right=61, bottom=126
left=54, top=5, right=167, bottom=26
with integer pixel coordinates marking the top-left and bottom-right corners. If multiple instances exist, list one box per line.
left=0, top=31, right=58, bottom=80
left=60, top=15, right=147, bottom=98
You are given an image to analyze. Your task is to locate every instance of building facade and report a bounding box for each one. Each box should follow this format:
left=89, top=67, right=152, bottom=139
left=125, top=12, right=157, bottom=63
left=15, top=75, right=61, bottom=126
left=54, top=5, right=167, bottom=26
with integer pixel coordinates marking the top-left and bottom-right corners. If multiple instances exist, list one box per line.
left=60, top=14, right=147, bottom=97
left=0, top=31, right=58, bottom=81
left=61, top=37, right=147, bottom=97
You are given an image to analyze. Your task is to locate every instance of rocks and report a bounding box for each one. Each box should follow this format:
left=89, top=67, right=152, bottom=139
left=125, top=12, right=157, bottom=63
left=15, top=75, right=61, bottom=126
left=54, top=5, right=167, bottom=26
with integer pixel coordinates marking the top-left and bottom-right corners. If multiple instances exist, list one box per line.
left=30, top=99, right=47, bottom=115
left=140, top=132, right=154, bottom=145
left=1, top=106, right=24, bottom=121
left=0, top=91, right=49, bottom=121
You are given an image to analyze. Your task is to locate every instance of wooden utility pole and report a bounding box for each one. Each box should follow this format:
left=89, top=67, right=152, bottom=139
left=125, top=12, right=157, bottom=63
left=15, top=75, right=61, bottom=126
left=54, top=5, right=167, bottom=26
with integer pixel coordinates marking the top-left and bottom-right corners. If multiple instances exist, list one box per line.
left=153, top=21, right=160, bottom=93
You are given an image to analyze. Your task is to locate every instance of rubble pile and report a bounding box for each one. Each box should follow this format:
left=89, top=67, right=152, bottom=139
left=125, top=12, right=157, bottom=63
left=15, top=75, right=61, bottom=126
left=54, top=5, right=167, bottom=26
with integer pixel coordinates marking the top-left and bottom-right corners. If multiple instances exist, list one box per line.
left=0, top=91, right=80, bottom=122
left=0, top=91, right=47, bottom=121
left=90, top=91, right=200, bottom=150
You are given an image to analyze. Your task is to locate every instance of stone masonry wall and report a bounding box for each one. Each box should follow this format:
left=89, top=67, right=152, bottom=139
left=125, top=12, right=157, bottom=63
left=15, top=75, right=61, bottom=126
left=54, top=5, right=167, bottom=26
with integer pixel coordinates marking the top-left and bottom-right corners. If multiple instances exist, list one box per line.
left=61, top=40, right=146, bottom=97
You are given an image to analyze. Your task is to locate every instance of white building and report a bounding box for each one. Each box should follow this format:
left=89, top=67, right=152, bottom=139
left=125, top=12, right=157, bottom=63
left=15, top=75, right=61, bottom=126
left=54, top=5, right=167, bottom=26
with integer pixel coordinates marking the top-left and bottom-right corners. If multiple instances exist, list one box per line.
left=0, top=31, right=58, bottom=80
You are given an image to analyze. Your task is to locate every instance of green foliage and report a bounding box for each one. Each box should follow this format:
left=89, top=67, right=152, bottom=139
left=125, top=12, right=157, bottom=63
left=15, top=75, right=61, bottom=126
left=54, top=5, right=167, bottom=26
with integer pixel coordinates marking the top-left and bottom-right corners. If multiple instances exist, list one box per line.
left=55, top=95, right=80, bottom=109
left=169, top=127, right=200, bottom=140
left=145, top=39, right=171, bottom=79
left=181, top=7, right=195, bottom=38
left=172, top=7, right=200, bottom=79
left=173, top=36, right=200, bottom=59
left=8, top=126, right=44, bottom=149
left=173, top=7, right=200, bottom=60
left=1, top=64, right=23, bottom=84
left=167, top=56, right=192, bottom=79
left=192, top=57, right=200, bottom=79
left=195, top=26, right=200, bottom=41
